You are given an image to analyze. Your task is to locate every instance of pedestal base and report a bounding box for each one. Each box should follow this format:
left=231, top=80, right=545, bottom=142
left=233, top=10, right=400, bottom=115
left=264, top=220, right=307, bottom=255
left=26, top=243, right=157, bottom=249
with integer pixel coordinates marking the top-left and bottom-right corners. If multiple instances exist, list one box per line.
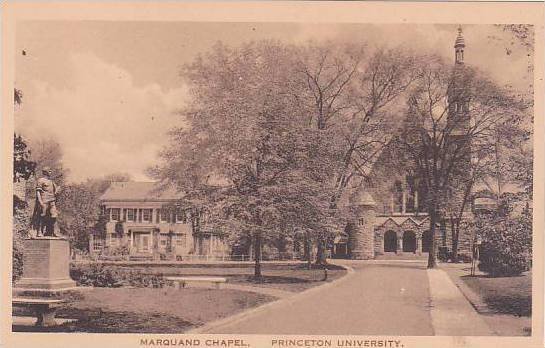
left=14, top=237, right=77, bottom=292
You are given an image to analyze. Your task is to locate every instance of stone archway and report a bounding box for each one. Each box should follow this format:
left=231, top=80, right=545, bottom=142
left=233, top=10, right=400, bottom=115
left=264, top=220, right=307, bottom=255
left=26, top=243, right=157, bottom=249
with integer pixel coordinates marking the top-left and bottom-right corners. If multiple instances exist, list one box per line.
left=402, top=231, right=417, bottom=253
left=384, top=230, right=397, bottom=252
left=421, top=230, right=431, bottom=253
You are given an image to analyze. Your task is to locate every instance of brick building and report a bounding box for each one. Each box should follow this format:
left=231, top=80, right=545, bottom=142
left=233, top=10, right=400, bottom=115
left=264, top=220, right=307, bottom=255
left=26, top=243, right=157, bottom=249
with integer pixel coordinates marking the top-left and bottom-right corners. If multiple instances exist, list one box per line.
left=90, top=181, right=228, bottom=260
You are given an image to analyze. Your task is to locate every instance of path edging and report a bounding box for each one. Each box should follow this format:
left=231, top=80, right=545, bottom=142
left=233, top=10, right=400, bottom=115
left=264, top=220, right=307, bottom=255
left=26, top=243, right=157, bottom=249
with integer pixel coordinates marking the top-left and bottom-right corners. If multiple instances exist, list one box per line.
left=187, top=262, right=356, bottom=334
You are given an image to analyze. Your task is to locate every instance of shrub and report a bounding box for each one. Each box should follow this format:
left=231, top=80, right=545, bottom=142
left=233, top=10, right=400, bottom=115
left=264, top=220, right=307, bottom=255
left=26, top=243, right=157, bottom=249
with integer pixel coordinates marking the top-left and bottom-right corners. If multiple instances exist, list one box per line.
left=70, top=263, right=123, bottom=287
left=478, top=213, right=532, bottom=276
left=12, top=196, right=30, bottom=282
left=70, top=263, right=166, bottom=288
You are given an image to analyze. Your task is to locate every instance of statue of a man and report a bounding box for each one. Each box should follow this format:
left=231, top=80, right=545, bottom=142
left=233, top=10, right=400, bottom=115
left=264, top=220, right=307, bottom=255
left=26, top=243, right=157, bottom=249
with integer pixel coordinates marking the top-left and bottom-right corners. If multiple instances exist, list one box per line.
left=31, top=167, right=61, bottom=237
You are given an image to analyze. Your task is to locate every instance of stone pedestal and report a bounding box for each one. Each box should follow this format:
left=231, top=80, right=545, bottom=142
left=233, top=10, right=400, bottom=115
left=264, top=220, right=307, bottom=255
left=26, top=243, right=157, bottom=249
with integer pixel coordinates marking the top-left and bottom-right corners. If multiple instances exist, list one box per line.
left=14, top=237, right=77, bottom=291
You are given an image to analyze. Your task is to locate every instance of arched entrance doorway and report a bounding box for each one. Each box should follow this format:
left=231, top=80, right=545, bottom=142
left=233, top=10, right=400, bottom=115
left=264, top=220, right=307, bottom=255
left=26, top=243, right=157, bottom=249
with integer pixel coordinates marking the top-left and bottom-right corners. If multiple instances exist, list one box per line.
left=384, top=230, right=397, bottom=252
left=422, top=230, right=431, bottom=253
left=403, top=231, right=416, bottom=253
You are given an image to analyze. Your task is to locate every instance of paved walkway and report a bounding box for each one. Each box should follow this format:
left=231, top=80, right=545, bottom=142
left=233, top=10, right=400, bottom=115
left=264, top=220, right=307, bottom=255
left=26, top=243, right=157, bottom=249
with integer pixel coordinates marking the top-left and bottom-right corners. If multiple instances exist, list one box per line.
left=195, top=261, right=434, bottom=335
left=193, top=260, right=494, bottom=336
left=427, top=268, right=494, bottom=335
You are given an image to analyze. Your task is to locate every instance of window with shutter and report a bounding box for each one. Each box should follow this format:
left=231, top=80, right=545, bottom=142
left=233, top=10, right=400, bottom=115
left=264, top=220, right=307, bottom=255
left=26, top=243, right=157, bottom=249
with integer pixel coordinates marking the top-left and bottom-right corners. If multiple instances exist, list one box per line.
left=111, top=208, right=120, bottom=221
left=127, top=209, right=135, bottom=222
left=143, top=209, right=151, bottom=222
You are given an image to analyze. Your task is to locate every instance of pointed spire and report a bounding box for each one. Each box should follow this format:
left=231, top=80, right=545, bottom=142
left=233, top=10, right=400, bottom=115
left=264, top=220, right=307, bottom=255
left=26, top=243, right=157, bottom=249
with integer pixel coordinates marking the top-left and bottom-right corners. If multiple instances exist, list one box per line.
left=454, top=25, right=465, bottom=64
left=455, top=25, right=465, bottom=48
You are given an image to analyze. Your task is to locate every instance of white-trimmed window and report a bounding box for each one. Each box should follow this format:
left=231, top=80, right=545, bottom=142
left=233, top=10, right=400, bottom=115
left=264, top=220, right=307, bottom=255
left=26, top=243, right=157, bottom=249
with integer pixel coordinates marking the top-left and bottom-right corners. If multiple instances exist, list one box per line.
left=160, top=209, right=169, bottom=223
left=111, top=208, right=121, bottom=221
left=142, top=209, right=152, bottom=222
left=126, top=208, right=135, bottom=222
left=176, top=210, right=188, bottom=224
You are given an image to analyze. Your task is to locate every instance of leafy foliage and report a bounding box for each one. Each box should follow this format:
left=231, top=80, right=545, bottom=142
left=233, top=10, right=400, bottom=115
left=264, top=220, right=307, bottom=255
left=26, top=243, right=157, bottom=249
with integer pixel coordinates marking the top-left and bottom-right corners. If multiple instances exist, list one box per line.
left=12, top=197, right=31, bottom=281
left=57, top=173, right=131, bottom=251
left=397, top=57, right=529, bottom=267
left=476, top=209, right=532, bottom=276
left=13, top=135, right=36, bottom=183
left=70, top=263, right=165, bottom=288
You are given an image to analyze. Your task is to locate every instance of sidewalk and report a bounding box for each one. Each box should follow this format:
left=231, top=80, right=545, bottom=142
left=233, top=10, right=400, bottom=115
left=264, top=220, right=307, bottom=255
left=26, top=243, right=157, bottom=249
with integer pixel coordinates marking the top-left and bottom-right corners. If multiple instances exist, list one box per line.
left=427, top=268, right=494, bottom=336
left=191, top=261, right=434, bottom=335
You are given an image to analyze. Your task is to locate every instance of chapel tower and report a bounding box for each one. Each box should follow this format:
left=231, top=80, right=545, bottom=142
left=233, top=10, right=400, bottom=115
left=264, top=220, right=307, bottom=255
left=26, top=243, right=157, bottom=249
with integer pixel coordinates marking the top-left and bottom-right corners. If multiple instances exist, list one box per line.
left=448, top=26, right=471, bottom=136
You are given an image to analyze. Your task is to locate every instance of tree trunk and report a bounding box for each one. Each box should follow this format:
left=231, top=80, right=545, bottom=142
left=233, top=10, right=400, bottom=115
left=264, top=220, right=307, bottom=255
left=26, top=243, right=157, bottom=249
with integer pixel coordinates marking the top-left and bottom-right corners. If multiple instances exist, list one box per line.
left=427, top=210, right=438, bottom=269
left=440, top=219, right=447, bottom=247
left=315, top=236, right=327, bottom=265
left=306, top=232, right=312, bottom=270
left=450, top=217, right=460, bottom=263
left=254, top=233, right=262, bottom=278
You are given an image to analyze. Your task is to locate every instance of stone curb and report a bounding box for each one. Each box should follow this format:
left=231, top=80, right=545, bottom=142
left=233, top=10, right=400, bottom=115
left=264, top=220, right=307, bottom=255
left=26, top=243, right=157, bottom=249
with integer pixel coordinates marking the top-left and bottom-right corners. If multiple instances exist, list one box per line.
left=187, top=262, right=356, bottom=334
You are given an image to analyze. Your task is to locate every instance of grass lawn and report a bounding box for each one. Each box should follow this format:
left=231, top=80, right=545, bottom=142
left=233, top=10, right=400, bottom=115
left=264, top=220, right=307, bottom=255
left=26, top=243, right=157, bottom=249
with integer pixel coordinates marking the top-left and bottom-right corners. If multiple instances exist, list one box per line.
left=13, top=287, right=274, bottom=333
left=442, top=263, right=531, bottom=336
left=72, top=262, right=347, bottom=292
left=13, top=262, right=347, bottom=333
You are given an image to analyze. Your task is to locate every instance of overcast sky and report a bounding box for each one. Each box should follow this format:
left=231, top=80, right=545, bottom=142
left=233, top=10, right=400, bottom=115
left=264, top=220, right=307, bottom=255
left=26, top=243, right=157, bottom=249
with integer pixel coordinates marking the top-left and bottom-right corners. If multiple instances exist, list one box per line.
left=14, top=22, right=532, bottom=183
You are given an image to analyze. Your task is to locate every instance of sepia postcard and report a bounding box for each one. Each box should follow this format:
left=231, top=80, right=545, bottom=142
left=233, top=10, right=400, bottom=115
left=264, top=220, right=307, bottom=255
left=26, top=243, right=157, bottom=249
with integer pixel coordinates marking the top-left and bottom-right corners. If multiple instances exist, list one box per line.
left=1, top=2, right=544, bottom=348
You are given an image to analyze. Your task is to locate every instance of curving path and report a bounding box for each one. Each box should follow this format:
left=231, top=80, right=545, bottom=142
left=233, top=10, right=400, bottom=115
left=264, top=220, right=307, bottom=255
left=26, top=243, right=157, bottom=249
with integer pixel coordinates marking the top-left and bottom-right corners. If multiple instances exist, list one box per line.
left=194, top=260, right=435, bottom=335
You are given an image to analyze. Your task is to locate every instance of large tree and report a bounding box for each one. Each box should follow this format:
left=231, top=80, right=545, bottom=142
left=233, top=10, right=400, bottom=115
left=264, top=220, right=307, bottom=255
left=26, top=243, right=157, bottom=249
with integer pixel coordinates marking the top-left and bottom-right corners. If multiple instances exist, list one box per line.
left=151, top=41, right=340, bottom=276
left=13, top=88, right=36, bottom=280
left=293, top=44, right=419, bottom=263
left=29, top=137, right=69, bottom=186
left=398, top=57, right=528, bottom=268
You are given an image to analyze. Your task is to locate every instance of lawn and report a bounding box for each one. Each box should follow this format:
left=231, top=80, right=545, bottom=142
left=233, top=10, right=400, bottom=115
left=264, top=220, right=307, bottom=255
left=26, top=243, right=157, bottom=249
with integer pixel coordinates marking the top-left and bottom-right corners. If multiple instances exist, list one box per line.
left=13, top=287, right=274, bottom=333
left=14, top=262, right=347, bottom=333
left=442, top=263, right=531, bottom=336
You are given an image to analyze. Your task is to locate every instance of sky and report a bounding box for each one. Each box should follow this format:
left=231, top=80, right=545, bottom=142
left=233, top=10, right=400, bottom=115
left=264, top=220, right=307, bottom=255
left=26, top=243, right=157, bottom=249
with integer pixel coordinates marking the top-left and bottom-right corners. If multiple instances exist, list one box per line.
left=14, top=22, right=533, bottom=183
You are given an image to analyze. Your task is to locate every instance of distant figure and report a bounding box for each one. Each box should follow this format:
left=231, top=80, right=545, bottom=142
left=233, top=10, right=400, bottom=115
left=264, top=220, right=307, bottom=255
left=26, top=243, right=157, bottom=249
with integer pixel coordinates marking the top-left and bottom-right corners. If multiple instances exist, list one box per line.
left=31, top=167, right=60, bottom=237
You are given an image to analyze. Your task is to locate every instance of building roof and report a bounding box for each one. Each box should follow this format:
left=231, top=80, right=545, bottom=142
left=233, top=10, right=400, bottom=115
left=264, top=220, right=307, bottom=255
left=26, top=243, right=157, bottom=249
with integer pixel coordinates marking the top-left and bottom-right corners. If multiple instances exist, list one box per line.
left=100, top=181, right=184, bottom=202
left=349, top=186, right=377, bottom=207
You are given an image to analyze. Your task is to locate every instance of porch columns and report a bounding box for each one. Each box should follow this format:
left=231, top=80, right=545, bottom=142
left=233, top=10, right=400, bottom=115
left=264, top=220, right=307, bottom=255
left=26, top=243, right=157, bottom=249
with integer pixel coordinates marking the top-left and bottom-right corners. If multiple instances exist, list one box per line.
left=416, top=236, right=422, bottom=255
left=396, top=235, right=403, bottom=254
left=130, top=231, right=134, bottom=252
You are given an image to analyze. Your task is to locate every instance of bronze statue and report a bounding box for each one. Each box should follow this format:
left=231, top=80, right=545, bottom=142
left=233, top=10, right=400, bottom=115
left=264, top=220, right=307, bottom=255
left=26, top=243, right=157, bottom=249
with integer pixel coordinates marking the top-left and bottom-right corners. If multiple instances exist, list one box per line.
left=31, top=167, right=61, bottom=237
